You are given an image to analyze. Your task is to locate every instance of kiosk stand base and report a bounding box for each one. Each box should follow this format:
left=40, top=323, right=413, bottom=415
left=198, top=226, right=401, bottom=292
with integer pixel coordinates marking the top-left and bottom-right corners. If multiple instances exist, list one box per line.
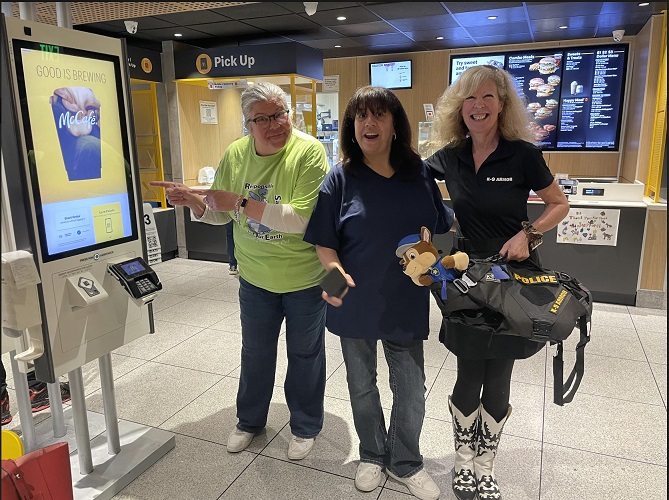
left=33, top=408, right=175, bottom=500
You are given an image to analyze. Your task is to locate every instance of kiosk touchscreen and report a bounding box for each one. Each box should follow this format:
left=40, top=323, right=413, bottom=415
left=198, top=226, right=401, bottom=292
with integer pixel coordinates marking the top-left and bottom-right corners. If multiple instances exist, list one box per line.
left=3, top=17, right=157, bottom=381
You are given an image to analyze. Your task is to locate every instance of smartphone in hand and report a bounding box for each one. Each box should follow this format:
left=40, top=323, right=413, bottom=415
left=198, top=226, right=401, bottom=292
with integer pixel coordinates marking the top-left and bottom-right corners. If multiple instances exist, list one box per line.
left=320, top=267, right=348, bottom=298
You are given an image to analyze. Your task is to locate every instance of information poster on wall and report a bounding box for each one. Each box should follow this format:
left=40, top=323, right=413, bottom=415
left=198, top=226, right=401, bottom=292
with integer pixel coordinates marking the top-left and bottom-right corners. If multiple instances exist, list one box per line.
left=200, top=100, right=218, bottom=124
left=556, top=207, right=620, bottom=246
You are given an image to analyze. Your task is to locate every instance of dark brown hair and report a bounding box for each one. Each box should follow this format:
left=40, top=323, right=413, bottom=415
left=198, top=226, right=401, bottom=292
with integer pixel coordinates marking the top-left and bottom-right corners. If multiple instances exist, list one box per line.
left=340, top=86, right=422, bottom=180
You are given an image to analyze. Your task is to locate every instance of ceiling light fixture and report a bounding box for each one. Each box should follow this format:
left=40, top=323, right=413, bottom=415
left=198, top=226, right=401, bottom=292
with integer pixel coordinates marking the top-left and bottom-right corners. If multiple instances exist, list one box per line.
left=335, top=45, right=341, bottom=48
left=559, top=25, right=568, bottom=29
left=303, top=2, right=318, bottom=16
left=337, top=16, right=346, bottom=21
left=174, top=33, right=183, bottom=37
left=638, top=2, right=650, bottom=5
left=436, top=36, right=444, bottom=40
left=487, top=16, right=498, bottom=20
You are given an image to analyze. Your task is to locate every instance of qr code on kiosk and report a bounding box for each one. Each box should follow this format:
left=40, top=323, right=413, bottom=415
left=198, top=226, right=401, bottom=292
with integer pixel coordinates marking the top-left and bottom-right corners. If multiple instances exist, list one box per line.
left=147, top=235, right=159, bottom=250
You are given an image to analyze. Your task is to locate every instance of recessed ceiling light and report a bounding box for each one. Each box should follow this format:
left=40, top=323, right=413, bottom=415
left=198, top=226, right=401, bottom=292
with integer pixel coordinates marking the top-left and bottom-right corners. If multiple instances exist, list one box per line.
left=174, top=33, right=183, bottom=37
left=335, top=45, right=341, bottom=48
left=638, top=2, right=650, bottom=6
left=337, top=16, right=346, bottom=21
left=487, top=16, right=498, bottom=20
left=436, top=36, right=444, bottom=40
left=559, top=25, right=568, bottom=29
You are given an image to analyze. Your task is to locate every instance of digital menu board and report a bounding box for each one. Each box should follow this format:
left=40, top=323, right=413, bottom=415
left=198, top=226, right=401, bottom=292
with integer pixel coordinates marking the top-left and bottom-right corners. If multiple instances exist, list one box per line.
left=449, top=44, right=629, bottom=151
left=369, top=60, right=412, bottom=90
left=12, top=40, right=138, bottom=262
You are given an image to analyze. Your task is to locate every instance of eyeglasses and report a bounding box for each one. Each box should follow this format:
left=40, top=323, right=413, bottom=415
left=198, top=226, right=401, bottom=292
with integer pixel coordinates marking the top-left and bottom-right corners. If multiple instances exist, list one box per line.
left=247, top=109, right=290, bottom=128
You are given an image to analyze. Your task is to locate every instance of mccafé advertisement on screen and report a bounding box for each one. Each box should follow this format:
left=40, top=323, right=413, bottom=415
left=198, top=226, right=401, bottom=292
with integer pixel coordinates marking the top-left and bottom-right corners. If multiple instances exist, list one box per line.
left=18, top=47, right=133, bottom=258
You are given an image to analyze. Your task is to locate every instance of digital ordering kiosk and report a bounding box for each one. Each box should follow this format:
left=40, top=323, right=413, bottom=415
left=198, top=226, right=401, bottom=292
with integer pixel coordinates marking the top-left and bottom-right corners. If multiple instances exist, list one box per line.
left=1, top=15, right=173, bottom=499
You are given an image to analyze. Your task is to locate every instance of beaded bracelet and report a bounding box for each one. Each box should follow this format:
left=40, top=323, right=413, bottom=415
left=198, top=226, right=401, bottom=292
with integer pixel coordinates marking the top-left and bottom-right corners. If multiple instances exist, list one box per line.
left=521, top=221, right=543, bottom=251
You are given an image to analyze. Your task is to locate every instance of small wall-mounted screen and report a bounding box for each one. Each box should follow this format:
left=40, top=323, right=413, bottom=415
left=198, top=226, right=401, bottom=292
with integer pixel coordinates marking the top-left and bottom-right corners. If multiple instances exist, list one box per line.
left=449, top=44, right=629, bottom=152
left=12, top=40, right=138, bottom=262
left=369, top=60, right=412, bottom=90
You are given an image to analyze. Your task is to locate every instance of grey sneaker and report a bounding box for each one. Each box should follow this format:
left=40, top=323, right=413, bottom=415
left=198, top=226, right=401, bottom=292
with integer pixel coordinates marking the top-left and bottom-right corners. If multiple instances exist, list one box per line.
left=287, top=435, right=314, bottom=460
left=387, top=469, right=441, bottom=500
left=227, top=428, right=254, bottom=452
left=355, top=462, right=385, bottom=491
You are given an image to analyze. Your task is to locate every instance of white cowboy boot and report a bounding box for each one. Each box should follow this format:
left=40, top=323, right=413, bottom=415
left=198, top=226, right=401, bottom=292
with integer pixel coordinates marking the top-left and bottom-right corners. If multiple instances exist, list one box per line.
left=474, top=404, right=512, bottom=500
left=448, top=396, right=479, bottom=500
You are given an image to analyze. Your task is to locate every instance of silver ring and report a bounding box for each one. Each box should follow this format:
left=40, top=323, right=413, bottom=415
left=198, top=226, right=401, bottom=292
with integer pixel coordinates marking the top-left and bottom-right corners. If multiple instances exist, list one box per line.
left=203, top=196, right=208, bottom=205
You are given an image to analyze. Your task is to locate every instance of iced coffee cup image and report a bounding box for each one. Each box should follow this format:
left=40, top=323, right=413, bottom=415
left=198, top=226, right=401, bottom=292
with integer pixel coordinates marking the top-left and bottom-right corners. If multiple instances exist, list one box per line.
left=50, top=87, right=102, bottom=181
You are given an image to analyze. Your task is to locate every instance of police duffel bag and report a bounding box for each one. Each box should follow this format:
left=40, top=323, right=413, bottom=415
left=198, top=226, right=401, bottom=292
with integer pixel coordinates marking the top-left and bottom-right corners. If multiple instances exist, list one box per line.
left=429, top=255, right=592, bottom=406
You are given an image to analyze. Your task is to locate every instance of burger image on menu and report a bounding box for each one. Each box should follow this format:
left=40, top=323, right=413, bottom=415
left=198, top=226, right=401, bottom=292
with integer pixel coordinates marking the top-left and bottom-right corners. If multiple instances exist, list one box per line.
left=536, top=84, right=554, bottom=97
left=543, top=124, right=556, bottom=132
left=545, top=98, right=558, bottom=109
left=526, top=102, right=542, bottom=113
left=538, top=56, right=558, bottom=74
left=547, top=75, right=561, bottom=87
left=534, top=107, right=552, bottom=119
left=529, top=77, right=544, bottom=90
left=534, top=128, right=550, bottom=141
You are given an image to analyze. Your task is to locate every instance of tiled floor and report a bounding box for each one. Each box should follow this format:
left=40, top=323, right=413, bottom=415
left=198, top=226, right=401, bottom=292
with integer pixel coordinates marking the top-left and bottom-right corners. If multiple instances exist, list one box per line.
left=2, top=257, right=667, bottom=499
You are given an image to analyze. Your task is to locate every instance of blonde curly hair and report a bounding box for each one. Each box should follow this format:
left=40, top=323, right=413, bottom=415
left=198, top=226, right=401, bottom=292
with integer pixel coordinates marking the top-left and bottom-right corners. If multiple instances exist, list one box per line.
left=432, top=65, right=535, bottom=148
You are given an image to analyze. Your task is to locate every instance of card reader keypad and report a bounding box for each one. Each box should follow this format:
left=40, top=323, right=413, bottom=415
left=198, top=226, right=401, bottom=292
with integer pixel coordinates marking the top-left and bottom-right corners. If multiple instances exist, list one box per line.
left=136, top=277, right=156, bottom=295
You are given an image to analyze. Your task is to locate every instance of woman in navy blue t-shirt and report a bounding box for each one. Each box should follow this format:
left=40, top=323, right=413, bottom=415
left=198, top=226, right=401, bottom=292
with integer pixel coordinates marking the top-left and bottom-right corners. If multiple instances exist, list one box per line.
left=304, top=86, right=452, bottom=500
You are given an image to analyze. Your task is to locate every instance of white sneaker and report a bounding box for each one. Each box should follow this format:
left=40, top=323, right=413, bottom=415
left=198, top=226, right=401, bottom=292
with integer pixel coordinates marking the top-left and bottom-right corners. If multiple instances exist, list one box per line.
left=287, top=435, right=314, bottom=460
left=355, top=462, right=385, bottom=492
left=227, top=428, right=254, bottom=453
left=387, top=469, right=441, bottom=500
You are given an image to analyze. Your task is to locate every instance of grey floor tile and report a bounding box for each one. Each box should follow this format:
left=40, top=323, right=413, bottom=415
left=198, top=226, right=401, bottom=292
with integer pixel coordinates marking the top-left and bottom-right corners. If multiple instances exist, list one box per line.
left=152, top=258, right=214, bottom=275
left=159, top=273, right=222, bottom=297
left=195, top=279, right=240, bottom=302
left=152, top=328, right=242, bottom=376
left=150, top=291, right=190, bottom=313
left=190, top=263, right=238, bottom=279
left=549, top=351, right=663, bottom=405
left=152, top=269, right=181, bottom=282
left=220, top=454, right=380, bottom=499
left=629, top=306, right=668, bottom=333
left=325, top=329, right=342, bottom=350
left=153, top=296, right=239, bottom=328
left=80, top=353, right=147, bottom=396
left=261, top=396, right=360, bottom=477
left=543, top=388, right=667, bottom=465
left=85, top=361, right=222, bottom=428
left=637, top=329, right=668, bottom=365
left=112, top=320, right=203, bottom=360
left=112, top=433, right=254, bottom=500
left=540, top=443, right=668, bottom=500
left=561, top=323, right=647, bottom=361
left=160, top=376, right=289, bottom=451
left=209, top=313, right=242, bottom=333
left=649, top=362, right=667, bottom=406
left=590, top=303, right=635, bottom=329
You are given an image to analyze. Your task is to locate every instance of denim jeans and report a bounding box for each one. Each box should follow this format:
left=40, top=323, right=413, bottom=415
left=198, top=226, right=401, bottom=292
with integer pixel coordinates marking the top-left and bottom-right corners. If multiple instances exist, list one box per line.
left=236, top=278, right=326, bottom=438
left=340, top=337, right=426, bottom=478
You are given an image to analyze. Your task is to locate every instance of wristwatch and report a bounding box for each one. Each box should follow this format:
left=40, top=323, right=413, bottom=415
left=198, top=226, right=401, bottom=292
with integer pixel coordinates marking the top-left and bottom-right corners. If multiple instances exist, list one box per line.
left=239, top=197, right=248, bottom=214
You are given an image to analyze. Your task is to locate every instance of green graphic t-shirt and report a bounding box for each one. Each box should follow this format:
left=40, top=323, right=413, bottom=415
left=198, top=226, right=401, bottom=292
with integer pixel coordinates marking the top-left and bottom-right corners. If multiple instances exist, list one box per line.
left=200, top=130, right=329, bottom=293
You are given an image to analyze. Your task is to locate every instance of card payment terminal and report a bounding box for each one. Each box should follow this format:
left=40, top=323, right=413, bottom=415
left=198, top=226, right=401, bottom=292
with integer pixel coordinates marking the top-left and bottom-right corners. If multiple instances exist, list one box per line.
left=108, top=257, right=162, bottom=302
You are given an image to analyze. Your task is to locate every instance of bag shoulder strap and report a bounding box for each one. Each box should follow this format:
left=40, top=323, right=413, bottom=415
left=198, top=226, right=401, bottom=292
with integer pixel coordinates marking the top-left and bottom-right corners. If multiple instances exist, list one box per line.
left=553, top=315, right=591, bottom=405
left=2, top=459, right=32, bottom=499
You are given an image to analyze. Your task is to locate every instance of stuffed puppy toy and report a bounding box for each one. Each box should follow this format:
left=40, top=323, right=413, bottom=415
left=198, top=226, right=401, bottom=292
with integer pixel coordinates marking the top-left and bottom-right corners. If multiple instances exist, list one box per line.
left=396, top=226, right=470, bottom=300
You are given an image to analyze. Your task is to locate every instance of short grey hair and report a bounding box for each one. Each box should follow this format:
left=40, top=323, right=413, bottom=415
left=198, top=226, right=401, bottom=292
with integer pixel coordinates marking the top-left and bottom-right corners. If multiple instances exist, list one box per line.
left=241, top=82, right=288, bottom=122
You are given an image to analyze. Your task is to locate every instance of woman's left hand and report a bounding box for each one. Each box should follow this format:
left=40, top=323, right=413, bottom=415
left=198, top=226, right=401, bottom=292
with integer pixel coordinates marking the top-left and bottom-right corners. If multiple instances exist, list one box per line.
left=189, top=189, right=240, bottom=212
left=499, top=230, right=531, bottom=262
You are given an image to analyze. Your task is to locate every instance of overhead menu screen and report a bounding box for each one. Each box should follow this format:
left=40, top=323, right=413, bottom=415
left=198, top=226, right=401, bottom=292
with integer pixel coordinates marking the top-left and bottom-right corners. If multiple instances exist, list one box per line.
left=12, top=40, right=138, bottom=262
left=449, top=44, right=629, bottom=151
left=369, top=60, right=412, bottom=90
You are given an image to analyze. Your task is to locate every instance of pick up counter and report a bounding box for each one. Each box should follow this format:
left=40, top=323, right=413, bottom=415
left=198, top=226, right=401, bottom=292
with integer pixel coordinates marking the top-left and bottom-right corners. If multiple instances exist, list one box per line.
left=432, top=196, right=648, bottom=306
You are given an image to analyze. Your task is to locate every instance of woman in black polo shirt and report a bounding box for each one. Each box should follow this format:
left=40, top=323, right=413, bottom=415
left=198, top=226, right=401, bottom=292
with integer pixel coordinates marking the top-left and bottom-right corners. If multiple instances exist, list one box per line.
left=426, top=65, right=569, bottom=500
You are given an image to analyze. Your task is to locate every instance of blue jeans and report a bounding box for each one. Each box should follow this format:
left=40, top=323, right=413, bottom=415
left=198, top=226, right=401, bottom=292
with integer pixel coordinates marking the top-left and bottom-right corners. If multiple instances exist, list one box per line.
left=225, top=222, right=236, bottom=267
left=340, top=338, right=426, bottom=478
left=236, top=278, right=326, bottom=438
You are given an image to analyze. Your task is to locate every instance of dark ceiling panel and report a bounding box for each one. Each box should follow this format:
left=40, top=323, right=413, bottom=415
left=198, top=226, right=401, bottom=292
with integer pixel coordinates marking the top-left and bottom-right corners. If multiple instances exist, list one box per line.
left=278, top=2, right=360, bottom=14
left=210, top=3, right=292, bottom=20
left=181, top=21, right=265, bottom=37
left=600, top=1, right=665, bottom=14
left=531, top=16, right=599, bottom=32
left=526, top=2, right=604, bottom=19
left=533, top=28, right=601, bottom=42
left=597, top=11, right=663, bottom=27
left=405, top=27, right=470, bottom=42
left=299, top=37, right=362, bottom=50
left=125, top=17, right=178, bottom=30
left=331, top=21, right=398, bottom=37
left=445, top=2, right=524, bottom=14
left=420, top=39, right=479, bottom=50
left=147, top=26, right=214, bottom=41
left=348, top=32, right=415, bottom=46
left=153, top=9, right=229, bottom=26
left=388, top=15, right=460, bottom=32
left=306, top=6, right=380, bottom=25
left=366, top=2, right=449, bottom=19
left=453, top=7, right=529, bottom=27
left=243, top=14, right=323, bottom=32
left=286, top=27, right=349, bottom=41
left=466, top=21, right=531, bottom=37
left=473, top=32, right=535, bottom=46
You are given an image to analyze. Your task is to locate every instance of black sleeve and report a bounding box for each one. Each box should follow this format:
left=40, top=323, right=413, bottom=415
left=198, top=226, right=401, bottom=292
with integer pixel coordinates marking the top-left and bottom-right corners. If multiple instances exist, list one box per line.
left=523, top=144, right=554, bottom=192
left=425, top=149, right=447, bottom=181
